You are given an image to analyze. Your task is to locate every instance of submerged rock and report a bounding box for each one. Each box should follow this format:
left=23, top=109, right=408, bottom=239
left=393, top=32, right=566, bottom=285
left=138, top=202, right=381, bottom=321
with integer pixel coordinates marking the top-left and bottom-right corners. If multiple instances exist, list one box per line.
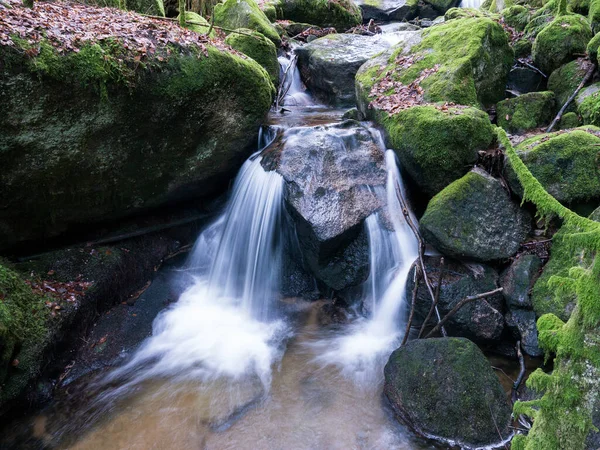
left=505, top=126, right=600, bottom=205
left=296, top=31, right=421, bottom=105
left=406, top=256, right=505, bottom=342
left=260, top=121, right=387, bottom=290
left=384, top=337, right=512, bottom=449
left=0, top=8, right=274, bottom=250
left=420, top=168, right=531, bottom=261
left=276, top=0, right=362, bottom=31
left=496, top=91, right=556, bottom=134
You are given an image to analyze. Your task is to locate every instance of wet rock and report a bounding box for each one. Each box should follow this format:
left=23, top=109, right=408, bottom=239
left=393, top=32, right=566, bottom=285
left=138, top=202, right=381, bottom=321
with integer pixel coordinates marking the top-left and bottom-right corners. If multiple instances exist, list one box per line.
left=505, top=309, right=542, bottom=357
left=406, top=256, right=505, bottom=342
left=532, top=15, right=592, bottom=76
left=296, top=31, right=419, bottom=105
left=507, top=67, right=546, bottom=96
left=504, top=126, right=600, bottom=206
left=354, top=0, right=418, bottom=22
left=225, top=29, right=280, bottom=86
left=260, top=121, right=386, bottom=290
left=384, top=337, right=512, bottom=449
left=214, top=0, right=280, bottom=45
left=420, top=168, right=531, bottom=262
left=496, top=91, right=556, bottom=134
left=276, top=0, right=362, bottom=31
left=500, top=254, right=543, bottom=310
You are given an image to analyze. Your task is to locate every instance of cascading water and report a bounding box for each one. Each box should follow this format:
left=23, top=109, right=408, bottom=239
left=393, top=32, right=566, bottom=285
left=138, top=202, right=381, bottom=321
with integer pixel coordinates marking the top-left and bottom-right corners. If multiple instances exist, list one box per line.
left=459, top=0, right=483, bottom=8
left=277, top=54, right=313, bottom=107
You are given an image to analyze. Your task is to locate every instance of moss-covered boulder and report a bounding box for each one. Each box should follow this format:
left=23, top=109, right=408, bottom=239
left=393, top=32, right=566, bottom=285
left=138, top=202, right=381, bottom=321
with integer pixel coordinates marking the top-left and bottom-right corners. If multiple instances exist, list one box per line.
left=384, top=338, right=512, bottom=449
left=0, top=4, right=274, bottom=250
left=356, top=17, right=513, bottom=111
left=420, top=168, right=531, bottom=261
left=532, top=15, right=592, bottom=76
left=576, top=82, right=600, bottom=126
left=548, top=58, right=594, bottom=109
left=559, top=111, right=581, bottom=129
left=213, top=0, right=281, bottom=45
left=406, top=256, right=505, bottom=342
left=91, top=0, right=165, bottom=16
left=496, top=91, right=556, bottom=133
left=225, top=29, right=279, bottom=86
left=587, top=32, right=600, bottom=64
left=502, top=5, right=530, bottom=30
left=505, top=127, right=600, bottom=206
left=179, top=11, right=216, bottom=37
left=0, top=264, right=50, bottom=410
left=379, top=106, right=495, bottom=196
left=276, top=0, right=362, bottom=31
left=355, top=0, right=419, bottom=22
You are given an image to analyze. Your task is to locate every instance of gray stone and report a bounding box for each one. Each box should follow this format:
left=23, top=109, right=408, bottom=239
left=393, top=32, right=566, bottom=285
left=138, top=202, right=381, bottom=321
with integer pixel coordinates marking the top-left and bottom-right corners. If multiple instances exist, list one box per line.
left=500, top=254, right=543, bottom=309
left=505, top=309, right=543, bottom=357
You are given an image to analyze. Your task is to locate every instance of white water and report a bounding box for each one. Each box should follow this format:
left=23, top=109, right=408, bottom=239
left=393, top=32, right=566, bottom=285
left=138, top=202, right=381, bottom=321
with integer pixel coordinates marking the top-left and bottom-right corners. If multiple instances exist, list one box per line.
left=105, top=156, right=289, bottom=389
left=278, top=54, right=314, bottom=107
left=459, top=0, right=483, bottom=8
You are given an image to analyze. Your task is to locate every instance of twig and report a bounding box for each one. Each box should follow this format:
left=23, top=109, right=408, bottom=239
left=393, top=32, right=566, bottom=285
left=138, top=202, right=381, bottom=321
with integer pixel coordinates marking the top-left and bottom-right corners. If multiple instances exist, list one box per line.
left=401, top=265, right=421, bottom=346
left=424, top=288, right=503, bottom=338
left=418, top=257, right=444, bottom=338
left=512, top=340, right=526, bottom=403
left=489, top=403, right=510, bottom=450
left=394, top=182, right=447, bottom=336
left=546, top=63, right=596, bottom=132
left=516, top=58, right=547, bottom=78
left=206, top=10, right=215, bottom=37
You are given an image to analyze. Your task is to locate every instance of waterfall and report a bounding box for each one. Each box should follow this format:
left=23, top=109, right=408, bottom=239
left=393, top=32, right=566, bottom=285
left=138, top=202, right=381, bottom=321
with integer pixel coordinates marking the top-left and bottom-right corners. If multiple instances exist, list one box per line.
left=459, top=0, right=483, bottom=8
left=277, top=54, right=313, bottom=107
left=106, top=155, right=289, bottom=388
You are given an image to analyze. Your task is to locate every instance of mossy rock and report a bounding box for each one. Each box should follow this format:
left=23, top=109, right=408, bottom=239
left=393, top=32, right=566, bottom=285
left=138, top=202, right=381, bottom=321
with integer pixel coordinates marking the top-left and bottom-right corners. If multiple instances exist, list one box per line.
left=213, top=0, right=281, bottom=45
left=88, top=0, right=165, bottom=16
left=532, top=14, right=592, bottom=76
left=421, top=0, right=460, bottom=15
left=496, top=91, right=556, bottom=133
left=384, top=338, right=512, bottom=449
left=505, top=126, right=600, bottom=206
left=276, top=0, right=362, bottom=31
left=0, top=264, right=50, bottom=408
left=548, top=58, right=594, bottom=110
left=559, top=111, right=581, bottom=129
left=379, top=106, right=495, bottom=196
left=502, top=5, right=530, bottom=30
left=0, top=39, right=274, bottom=249
left=225, top=29, right=279, bottom=86
left=587, top=32, right=600, bottom=65
left=420, top=168, right=531, bottom=261
left=356, top=17, right=513, bottom=111
left=576, top=82, right=600, bottom=126
left=590, top=0, right=600, bottom=31
left=179, top=11, right=216, bottom=37
left=512, top=38, right=533, bottom=58
left=486, top=0, right=515, bottom=12
left=571, top=0, right=590, bottom=14
left=444, top=7, right=491, bottom=20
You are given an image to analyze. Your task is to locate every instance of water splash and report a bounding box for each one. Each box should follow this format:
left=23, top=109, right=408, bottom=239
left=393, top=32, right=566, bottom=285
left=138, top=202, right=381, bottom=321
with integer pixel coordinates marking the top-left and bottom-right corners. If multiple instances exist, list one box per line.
left=459, top=0, right=483, bottom=8
left=278, top=54, right=313, bottom=107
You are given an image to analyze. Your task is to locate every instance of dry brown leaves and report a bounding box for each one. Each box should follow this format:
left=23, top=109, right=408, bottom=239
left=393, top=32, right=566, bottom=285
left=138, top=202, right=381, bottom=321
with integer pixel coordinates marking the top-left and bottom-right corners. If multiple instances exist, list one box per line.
left=368, top=55, right=441, bottom=114
left=0, top=0, right=220, bottom=60
left=25, top=276, right=92, bottom=309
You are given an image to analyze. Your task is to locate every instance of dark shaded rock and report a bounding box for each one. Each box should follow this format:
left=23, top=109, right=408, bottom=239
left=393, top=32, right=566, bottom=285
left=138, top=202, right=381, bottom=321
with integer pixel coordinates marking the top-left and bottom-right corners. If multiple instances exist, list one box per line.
left=420, top=168, right=531, bottom=262
left=505, top=308, right=542, bottom=357
left=296, top=31, right=419, bottom=105
left=500, top=254, right=543, bottom=309
left=260, top=121, right=386, bottom=290
left=406, top=256, right=505, bottom=342
left=354, top=0, right=418, bottom=22
left=276, top=0, right=362, bottom=31
left=384, top=337, right=512, bottom=449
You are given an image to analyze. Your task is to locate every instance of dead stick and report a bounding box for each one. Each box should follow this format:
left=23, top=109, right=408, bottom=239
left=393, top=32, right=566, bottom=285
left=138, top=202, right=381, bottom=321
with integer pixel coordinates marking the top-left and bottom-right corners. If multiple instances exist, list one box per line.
left=394, top=183, right=446, bottom=336
left=418, top=257, right=444, bottom=338
left=424, top=288, right=503, bottom=338
left=512, top=340, right=526, bottom=404
left=546, top=63, right=596, bottom=132
left=401, top=265, right=421, bottom=346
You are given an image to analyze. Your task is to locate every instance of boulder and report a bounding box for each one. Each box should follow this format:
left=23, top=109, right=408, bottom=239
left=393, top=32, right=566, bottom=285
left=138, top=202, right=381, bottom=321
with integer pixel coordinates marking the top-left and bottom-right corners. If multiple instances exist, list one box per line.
left=532, top=15, right=592, bottom=76
left=377, top=106, right=495, bottom=196
left=507, top=67, right=546, bottom=96
left=213, top=0, right=281, bottom=45
left=260, top=121, right=387, bottom=290
left=502, top=5, right=530, bottom=31
left=180, top=12, right=216, bottom=37
left=225, top=29, right=280, bottom=86
left=384, top=338, right=513, bottom=449
left=505, top=309, right=542, bottom=357
left=587, top=32, right=600, bottom=64
left=420, top=168, right=531, bottom=261
left=559, top=111, right=581, bottom=129
left=496, top=91, right=556, bottom=134
left=276, top=0, right=362, bottom=31
left=356, top=17, right=513, bottom=110
left=296, top=31, right=421, bottom=105
left=505, top=126, right=600, bottom=205
left=548, top=58, right=595, bottom=110
left=0, top=38, right=274, bottom=249
left=576, top=82, right=600, bottom=126
left=406, top=256, right=505, bottom=342
left=354, top=0, right=419, bottom=22
left=500, top=254, right=543, bottom=310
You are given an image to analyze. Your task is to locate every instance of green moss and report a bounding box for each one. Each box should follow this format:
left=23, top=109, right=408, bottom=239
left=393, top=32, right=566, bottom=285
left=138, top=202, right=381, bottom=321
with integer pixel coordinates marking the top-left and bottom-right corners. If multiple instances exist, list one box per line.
left=0, top=264, right=49, bottom=404
left=382, top=106, right=495, bottom=195
left=225, top=29, right=279, bottom=86
left=213, top=0, right=281, bottom=45
left=548, top=58, right=593, bottom=109
left=577, top=85, right=600, bottom=126
left=497, top=125, right=600, bottom=449
left=559, top=111, right=581, bottom=128
left=570, top=0, right=590, bottom=14
left=444, top=7, right=493, bottom=20
left=502, top=5, right=531, bottom=30
left=277, top=0, right=362, bottom=31
left=179, top=11, right=216, bottom=37
left=532, top=14, right=592, bottom=75
left=496, top=91, right=556, bottom=133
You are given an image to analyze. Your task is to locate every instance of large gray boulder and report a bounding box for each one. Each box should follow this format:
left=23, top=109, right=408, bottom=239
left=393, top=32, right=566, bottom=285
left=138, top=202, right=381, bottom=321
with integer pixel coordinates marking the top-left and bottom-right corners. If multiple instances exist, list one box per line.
left=420, top=168, right=531, bottom=261
left=406, top=256, right=505, bottom=342
left=296, top=31, right=421, bottom=105
left=261, top=121, right=386, bottom=290
left=384, top=338, right=513, bottom=449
